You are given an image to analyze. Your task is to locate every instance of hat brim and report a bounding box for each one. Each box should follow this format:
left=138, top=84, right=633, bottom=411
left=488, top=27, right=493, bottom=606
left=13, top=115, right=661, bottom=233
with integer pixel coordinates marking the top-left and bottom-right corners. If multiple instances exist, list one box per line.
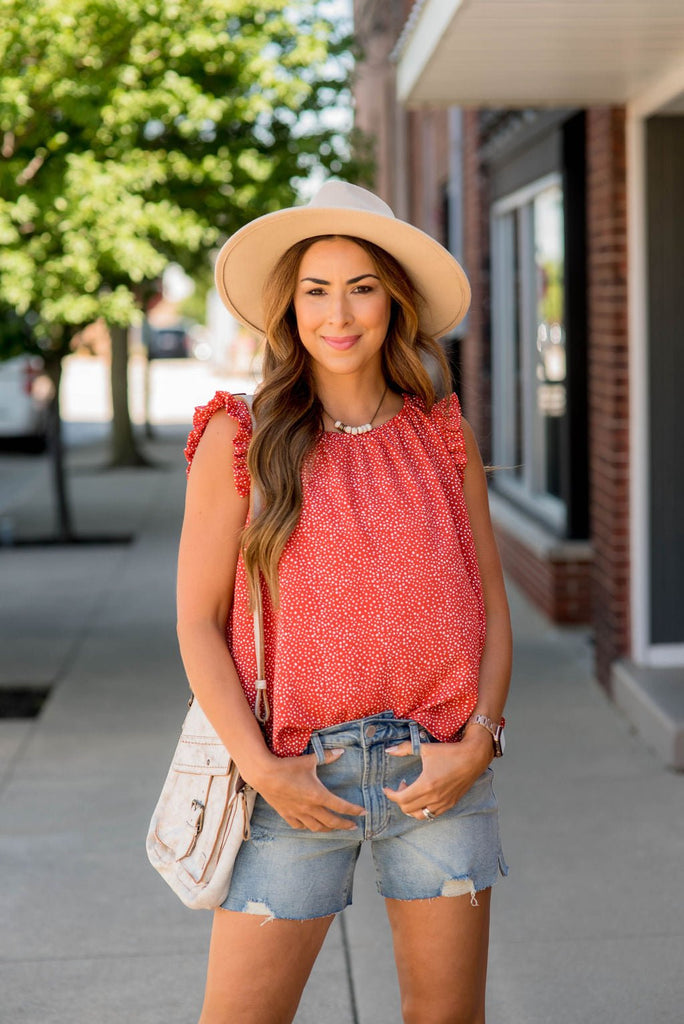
left=214, top=206, right=470, bottom=339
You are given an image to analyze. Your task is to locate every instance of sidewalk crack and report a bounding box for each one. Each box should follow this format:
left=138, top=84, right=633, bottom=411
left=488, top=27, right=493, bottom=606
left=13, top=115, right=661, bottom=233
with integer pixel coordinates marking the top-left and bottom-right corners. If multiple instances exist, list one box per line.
left=339, top=911, right=361, bottom=1024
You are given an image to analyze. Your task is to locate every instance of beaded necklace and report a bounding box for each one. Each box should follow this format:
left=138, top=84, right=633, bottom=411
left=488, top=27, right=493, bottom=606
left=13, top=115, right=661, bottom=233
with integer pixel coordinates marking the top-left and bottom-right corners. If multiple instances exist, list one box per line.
left=322, top=385, right=388, bottom=435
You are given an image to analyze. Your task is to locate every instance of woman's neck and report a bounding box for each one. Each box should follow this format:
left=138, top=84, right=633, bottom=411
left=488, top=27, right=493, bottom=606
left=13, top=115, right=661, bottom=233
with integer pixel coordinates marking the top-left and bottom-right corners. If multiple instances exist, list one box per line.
left=314, top=373, right=402, bottom=432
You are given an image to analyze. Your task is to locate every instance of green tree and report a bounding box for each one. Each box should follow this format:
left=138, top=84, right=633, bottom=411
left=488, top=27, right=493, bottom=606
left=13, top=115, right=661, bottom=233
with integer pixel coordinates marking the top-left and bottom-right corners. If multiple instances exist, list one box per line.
left=0, top=0, right=367, bottom=539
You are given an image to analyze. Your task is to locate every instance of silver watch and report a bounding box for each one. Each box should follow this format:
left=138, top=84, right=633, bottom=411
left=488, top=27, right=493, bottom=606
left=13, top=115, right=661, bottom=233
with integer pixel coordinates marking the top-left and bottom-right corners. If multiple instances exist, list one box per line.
left=470, top=714, right=506, bottom=757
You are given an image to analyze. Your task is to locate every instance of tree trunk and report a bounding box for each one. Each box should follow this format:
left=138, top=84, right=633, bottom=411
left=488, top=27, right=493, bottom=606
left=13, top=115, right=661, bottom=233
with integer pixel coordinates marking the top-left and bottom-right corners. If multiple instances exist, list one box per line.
left=109, top=324, right=149, bottom=467
left=143, top=348, right=155, bottom=440
left=44, top=354, right=75, bottom=542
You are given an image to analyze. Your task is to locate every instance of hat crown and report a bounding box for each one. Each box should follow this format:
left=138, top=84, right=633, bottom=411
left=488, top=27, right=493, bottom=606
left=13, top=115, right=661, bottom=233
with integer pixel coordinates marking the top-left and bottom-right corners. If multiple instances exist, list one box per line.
left=307, top=180, right=395, bottom=220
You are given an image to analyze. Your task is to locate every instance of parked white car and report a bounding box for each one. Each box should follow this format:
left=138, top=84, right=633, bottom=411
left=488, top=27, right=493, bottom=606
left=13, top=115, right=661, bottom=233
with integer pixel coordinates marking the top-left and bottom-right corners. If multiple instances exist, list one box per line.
left=0, top=356, right=49, bottom=449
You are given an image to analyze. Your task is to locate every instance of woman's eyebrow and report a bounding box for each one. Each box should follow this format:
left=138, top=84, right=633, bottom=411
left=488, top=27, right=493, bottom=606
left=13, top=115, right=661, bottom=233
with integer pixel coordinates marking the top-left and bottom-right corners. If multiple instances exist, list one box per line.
left=299, top=273, right=381, bottom=285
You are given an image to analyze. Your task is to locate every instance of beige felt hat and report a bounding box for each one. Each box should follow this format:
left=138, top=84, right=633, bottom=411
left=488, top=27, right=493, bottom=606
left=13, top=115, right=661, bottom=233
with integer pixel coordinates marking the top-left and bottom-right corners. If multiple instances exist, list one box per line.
left=214, top=180, right=470, bottom=339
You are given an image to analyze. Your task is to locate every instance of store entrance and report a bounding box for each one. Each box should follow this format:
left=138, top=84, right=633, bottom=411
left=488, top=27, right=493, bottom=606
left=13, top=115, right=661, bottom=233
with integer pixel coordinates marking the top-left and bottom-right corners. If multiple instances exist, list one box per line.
left=646, top=114, right=684, bottom=646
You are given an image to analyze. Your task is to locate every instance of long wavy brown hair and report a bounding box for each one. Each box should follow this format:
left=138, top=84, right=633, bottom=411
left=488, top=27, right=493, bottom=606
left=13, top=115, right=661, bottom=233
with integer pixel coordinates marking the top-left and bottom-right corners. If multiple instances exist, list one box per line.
left=241, top=234, right=452, bottom=608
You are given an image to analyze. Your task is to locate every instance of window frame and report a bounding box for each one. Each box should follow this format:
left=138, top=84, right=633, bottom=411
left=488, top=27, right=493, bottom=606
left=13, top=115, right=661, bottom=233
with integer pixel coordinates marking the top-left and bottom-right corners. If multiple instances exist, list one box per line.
left=490, top=171, right=567, bottom=535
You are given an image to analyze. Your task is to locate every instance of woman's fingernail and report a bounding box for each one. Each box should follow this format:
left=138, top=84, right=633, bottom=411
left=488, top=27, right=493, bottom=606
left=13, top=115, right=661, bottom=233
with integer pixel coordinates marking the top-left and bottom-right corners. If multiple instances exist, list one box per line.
left=331, top=747, right=345, bottom=755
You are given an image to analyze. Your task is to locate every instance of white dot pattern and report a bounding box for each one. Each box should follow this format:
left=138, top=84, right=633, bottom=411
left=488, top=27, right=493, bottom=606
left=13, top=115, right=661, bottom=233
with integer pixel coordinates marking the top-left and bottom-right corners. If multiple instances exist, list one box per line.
left=186, top=391, right=486, bottom=757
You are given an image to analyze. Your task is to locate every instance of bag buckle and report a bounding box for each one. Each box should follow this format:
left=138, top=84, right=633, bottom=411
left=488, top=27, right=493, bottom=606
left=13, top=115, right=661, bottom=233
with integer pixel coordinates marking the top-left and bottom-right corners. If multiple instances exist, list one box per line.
left=187, top=798, right=205, bottom=835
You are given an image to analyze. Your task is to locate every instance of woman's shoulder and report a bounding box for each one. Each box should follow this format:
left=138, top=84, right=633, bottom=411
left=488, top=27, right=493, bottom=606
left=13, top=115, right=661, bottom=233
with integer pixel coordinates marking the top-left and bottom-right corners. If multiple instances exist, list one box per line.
left=184, top=391, right=253, bottom=496
left=414, top=391, right=467, bottom=472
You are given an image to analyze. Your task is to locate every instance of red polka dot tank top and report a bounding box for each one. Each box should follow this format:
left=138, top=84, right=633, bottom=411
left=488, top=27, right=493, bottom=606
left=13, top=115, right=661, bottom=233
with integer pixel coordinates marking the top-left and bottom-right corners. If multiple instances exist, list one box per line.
left=185, top=390, right=486, bottom=757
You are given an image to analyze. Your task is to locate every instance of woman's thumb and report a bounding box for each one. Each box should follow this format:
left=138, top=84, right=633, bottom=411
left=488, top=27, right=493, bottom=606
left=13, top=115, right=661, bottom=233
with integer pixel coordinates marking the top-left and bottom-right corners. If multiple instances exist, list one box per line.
left=386, top=741, right=413, bottom=757
left=322, top=747, right=345, bottom=764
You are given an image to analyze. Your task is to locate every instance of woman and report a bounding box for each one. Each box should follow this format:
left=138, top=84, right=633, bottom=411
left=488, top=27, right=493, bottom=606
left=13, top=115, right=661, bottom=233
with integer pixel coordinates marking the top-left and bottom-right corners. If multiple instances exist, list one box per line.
left=177, top=181, right=511, bottom=1024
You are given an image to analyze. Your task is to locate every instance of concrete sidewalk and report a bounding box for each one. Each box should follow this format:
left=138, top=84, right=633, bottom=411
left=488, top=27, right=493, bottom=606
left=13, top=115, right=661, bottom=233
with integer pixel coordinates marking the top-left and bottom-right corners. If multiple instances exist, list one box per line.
left=1, top=429, right=682, bottom=1023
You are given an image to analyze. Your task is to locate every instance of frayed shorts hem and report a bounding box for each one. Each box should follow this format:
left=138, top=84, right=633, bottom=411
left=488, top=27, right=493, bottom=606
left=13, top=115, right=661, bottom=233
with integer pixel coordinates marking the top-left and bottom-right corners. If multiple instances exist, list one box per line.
left=219, top=895, right=353, bottom=922
left=220, top=869, right=508, bottom=921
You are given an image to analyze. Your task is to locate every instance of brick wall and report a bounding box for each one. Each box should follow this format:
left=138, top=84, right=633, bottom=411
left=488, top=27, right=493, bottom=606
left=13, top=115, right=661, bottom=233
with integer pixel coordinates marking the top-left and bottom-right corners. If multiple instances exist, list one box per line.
left=494, top=522, right=593, bottom=623
left=407, top=109, right=449, bottom=242
left=352, top=0, right=420, bottom=213
left=352, top=0, right=403, bottom=206
left=586, top=107, right=631, bottom=685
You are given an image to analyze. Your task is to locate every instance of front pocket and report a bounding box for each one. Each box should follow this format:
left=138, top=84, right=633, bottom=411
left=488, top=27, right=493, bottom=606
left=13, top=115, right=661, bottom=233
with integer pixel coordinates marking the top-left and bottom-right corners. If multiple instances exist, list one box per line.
left=383, top=750, right=423, bottom=790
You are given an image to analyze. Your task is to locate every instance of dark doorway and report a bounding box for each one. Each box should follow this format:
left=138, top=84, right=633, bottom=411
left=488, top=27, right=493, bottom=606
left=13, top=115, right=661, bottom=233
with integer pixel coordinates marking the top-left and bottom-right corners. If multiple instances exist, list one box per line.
left=646, top=115, right=684, bottom=644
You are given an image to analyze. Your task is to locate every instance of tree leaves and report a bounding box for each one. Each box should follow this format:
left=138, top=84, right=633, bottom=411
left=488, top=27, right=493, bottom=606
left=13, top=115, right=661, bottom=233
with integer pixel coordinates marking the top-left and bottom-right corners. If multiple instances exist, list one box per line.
left=0, top=0, right=367, bottom=356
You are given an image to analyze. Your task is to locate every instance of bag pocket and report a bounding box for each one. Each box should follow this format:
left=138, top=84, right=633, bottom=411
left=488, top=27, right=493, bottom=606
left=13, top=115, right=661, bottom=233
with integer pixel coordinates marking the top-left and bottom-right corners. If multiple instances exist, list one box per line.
left=152, top=733, right=249, bottom=884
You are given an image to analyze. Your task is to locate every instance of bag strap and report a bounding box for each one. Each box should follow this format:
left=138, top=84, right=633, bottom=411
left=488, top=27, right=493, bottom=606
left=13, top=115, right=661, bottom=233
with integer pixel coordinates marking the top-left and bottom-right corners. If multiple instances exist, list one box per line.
left=185, top=393, right=269, bottom=725
left=237, top=394, right=270, bottom=726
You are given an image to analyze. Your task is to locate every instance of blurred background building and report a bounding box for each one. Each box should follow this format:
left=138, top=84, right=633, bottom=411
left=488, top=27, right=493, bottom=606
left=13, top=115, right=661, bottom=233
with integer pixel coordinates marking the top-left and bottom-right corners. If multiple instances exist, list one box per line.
left=353, top=0, right=684, bottom=767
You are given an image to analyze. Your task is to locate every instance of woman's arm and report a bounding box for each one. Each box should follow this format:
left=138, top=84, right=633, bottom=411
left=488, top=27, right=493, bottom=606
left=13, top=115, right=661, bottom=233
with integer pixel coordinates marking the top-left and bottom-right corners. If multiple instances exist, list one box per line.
left=176, top=409, right=365, bottom=831
left=176, top=410, right=275, bottom=784
left=384, top=415, right=512, bottom=816
left=456, top=417, right=512, bottom=764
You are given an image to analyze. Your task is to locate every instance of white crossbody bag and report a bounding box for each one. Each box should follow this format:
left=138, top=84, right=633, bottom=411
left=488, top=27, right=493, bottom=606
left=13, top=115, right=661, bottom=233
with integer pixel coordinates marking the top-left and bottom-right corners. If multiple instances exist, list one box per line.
left=146, top=396, right=268, bottom=909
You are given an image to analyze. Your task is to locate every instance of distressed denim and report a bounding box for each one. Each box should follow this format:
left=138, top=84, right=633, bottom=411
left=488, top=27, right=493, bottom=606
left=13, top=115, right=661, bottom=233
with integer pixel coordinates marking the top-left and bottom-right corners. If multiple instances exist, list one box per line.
left=222, top=711, right=508, bottom=920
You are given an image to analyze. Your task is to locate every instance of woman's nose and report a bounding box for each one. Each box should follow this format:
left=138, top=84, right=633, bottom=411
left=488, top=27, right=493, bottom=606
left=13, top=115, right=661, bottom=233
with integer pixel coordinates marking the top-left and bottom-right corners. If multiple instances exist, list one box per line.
left=327, top=291, right=352, bottom=325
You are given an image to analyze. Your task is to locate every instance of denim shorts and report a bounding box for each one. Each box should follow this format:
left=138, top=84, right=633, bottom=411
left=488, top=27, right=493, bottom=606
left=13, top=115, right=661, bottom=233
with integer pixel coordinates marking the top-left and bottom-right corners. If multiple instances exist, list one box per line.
left=221, top=712, right=508, bottom=920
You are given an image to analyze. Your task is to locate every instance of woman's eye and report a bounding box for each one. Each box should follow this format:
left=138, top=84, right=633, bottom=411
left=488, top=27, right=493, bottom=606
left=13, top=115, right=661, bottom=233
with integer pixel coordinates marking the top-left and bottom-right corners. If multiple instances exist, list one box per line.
left=306, top=287, right=325, bottom=296
left=353, top=285, right=373, bottom=294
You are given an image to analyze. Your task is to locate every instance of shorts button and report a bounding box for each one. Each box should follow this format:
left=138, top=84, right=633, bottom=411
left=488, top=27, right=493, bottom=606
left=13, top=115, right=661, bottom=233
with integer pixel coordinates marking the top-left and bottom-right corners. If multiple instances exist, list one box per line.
left=419, top=730, right=428, bottom=741
left=365, top=724, right=377, bottom=739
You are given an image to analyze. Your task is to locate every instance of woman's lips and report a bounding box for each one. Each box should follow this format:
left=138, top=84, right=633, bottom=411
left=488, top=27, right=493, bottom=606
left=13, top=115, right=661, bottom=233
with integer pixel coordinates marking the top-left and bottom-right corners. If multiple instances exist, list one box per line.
left=321, top=335, right=360, bottom=350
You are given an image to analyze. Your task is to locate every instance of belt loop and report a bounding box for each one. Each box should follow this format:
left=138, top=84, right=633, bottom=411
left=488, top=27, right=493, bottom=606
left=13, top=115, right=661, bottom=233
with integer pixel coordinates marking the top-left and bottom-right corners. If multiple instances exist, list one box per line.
left=409, top=720, right=422, bottom=756
left=310, top=732, right=326, bottom=765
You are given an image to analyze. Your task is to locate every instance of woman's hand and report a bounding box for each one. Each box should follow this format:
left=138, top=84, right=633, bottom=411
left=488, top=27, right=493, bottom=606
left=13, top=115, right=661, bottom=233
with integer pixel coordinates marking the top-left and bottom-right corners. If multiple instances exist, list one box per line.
left=383, top=728, right=493, bottom=819
left=247, top=749, right=366, bottom=832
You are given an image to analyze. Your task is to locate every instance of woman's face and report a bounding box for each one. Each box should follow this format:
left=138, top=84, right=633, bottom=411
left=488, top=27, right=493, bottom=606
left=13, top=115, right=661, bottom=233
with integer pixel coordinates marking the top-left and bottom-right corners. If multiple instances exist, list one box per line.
left=292, top=237, right=391, bottom=381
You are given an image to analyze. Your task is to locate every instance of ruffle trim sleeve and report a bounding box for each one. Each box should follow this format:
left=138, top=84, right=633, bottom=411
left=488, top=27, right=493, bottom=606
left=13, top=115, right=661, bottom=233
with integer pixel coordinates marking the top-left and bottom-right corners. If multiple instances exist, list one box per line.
left=184, top=391, right=253, bottom=496
left=432, top=392, right=467, bottom=477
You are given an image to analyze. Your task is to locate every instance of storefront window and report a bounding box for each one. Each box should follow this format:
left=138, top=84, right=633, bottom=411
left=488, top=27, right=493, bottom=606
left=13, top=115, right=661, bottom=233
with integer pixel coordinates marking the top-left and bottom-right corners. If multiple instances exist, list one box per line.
left=491, top=175, right=567, bottom=532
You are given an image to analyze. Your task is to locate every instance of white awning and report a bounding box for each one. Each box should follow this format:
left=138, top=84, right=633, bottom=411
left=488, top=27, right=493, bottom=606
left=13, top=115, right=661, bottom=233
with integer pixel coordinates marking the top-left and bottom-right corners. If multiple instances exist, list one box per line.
left=396, top=0, right=684, bottom=108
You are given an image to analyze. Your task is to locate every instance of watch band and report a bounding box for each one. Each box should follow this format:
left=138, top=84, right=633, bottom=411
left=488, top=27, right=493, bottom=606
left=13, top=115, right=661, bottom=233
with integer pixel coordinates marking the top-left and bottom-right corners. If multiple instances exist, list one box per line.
left=470, top=714, right=506, bottom=757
